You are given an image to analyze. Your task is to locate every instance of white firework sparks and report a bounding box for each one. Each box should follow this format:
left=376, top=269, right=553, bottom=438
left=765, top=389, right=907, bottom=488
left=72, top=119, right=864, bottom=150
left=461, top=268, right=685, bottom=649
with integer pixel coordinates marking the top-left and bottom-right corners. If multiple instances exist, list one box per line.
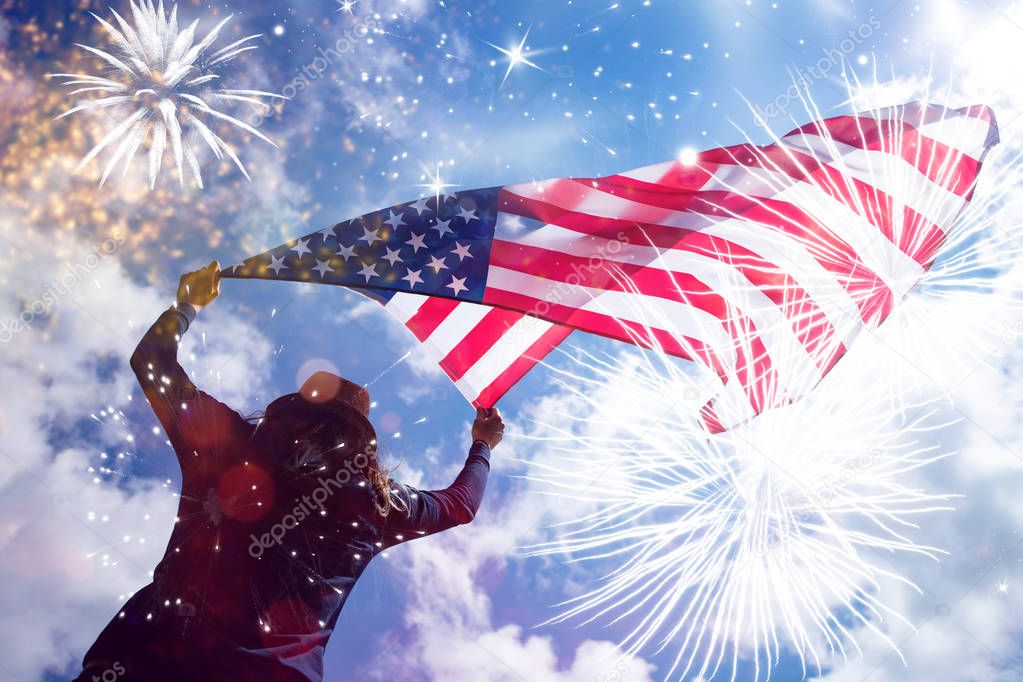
left=523, top=346, right=956, bottom=681
left=50, top=0, right=285, bottom=188
left=519, top=74, right=1023, bottom=680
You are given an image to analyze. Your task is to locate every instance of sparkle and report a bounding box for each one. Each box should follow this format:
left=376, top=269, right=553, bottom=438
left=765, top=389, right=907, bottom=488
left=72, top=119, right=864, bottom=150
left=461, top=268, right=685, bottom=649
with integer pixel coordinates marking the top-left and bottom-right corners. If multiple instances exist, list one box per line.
left=677, top=147, right=699, bottom=165
left=415, top=164, right=458, bottom=208
left=485, top=28, right=544, bottom=87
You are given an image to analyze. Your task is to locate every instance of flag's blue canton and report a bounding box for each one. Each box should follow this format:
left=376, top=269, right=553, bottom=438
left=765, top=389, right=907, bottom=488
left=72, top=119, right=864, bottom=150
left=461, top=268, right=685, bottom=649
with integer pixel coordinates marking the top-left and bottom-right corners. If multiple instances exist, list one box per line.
left=232, top=187, right=501, bottom=304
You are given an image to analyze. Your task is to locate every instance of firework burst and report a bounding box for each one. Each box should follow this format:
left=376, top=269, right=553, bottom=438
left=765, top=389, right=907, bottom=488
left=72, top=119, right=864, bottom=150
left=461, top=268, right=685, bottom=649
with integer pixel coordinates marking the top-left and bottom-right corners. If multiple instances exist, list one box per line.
left=522, top=345, right=956, bottom=681
left=49, top=0, right=285, bottom=188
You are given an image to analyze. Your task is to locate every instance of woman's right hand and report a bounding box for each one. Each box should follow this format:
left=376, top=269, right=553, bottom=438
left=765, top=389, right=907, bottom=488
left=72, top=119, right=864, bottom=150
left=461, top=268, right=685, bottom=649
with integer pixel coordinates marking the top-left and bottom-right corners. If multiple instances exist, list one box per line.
left=472, top=407, right=505, bottom=450
left=177, top=260, right=221, bottom=311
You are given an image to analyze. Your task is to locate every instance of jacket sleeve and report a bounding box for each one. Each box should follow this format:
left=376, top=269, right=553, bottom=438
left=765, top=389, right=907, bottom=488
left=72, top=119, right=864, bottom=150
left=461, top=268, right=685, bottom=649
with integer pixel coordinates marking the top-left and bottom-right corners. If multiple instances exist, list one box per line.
left=385, top=440, right=492, bottom=538
left=129, top=303, right=247, bottom=476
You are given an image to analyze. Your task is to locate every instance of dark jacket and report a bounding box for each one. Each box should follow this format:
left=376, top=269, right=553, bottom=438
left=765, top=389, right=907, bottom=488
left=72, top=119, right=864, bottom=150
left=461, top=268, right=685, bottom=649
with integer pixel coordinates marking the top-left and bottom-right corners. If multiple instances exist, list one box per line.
left=75, top=305, right=491, bottom=682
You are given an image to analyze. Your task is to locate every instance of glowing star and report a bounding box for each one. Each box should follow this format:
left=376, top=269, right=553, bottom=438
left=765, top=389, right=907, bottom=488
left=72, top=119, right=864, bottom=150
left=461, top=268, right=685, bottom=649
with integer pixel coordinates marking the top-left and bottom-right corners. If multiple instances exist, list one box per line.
left=677, top=146, right=699, bottom=165
left=415, top=164, right=459, bottom=209
left=485, top=28, right=544, bottom=87
left=50, top=0, right=286, bottom=188
left=336, top=0, right=358, bottom=14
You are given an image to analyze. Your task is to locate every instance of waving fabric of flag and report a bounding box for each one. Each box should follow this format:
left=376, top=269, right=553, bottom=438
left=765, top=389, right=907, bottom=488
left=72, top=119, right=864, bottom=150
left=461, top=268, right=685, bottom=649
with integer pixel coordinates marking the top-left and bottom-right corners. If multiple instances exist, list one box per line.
left=222, top=102, right=999, bottom=432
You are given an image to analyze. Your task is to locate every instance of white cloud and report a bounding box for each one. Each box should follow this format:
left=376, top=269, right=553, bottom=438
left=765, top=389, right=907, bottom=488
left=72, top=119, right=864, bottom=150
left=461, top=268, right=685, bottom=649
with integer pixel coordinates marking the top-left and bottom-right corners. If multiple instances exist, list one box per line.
left=357, top=395, right=660, bottom=680
left=0, top=214, right=274, bottom=679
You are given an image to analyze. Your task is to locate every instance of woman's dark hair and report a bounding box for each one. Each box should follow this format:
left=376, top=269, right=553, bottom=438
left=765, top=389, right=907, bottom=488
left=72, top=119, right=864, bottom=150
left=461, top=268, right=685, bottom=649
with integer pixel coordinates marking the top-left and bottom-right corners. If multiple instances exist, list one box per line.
left=244, top=399, right=400, bottom=516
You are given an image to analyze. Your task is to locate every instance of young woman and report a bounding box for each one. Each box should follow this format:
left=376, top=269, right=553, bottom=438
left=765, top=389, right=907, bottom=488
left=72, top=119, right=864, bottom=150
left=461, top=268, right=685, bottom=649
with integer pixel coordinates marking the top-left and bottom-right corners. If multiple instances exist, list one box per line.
left=74, top=261, right=504, bottom=681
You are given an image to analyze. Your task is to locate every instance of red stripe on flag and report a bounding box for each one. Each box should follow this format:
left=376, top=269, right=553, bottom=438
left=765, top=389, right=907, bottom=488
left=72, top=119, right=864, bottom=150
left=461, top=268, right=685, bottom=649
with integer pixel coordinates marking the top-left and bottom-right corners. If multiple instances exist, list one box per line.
left=473, top=325, right=575, bottom=407
left=439, top=307, right=524, bottom=381
left=499, top=189, right=848, bottom=370
left=404, top=297, right=460, bottom=341
left=788, top=115, right=983, bottom=197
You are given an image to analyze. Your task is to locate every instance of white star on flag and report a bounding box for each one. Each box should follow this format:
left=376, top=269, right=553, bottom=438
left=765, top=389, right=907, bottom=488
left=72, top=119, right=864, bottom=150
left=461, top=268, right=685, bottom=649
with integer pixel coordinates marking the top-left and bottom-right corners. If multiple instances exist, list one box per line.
left=359, top=226, right=382, bottom=245
left=335, top=243, right=357, bottom=261
left=406, top=232, right=427, bottom=252
left=291, top=238, right=312, bottom=258
left=457, top=205, right=477, bottom=222
left=358, top=261, right=380, bottom=282
left=268, top=254, right=286, bottom=275
left=382, top=247, right=403, bottom=266
left=408, top=197, right=431, bottom=216
left=313, top=259, right=333, bottom=277
left=450, top=242, right=473, bottom=261
left=431, top=218, right=453, bottom=237
left=384, top=210, right=406, bottom=229
left=427, top=255, right=448, bottom=273
left=402, top=267, right=424, bottom=288
left=446, top=276, right=468, bottom=295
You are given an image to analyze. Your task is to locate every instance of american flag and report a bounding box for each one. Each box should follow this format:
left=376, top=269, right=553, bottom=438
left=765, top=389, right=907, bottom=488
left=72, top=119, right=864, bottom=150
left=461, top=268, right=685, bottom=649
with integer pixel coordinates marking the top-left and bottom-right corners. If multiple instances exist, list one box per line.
left=223, top=102, right=999, bottom=432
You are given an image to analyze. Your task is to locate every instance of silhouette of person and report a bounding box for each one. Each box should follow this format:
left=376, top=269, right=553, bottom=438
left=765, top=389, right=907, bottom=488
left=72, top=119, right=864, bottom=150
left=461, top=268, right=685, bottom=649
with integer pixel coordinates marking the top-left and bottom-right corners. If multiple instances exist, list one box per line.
left=74, top=261, right=504, bottom=681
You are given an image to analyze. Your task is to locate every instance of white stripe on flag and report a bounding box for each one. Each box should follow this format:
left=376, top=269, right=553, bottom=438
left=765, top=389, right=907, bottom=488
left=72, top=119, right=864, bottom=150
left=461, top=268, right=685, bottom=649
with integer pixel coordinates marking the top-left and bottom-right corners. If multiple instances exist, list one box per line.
left=453, top=313, right=554, bottom=401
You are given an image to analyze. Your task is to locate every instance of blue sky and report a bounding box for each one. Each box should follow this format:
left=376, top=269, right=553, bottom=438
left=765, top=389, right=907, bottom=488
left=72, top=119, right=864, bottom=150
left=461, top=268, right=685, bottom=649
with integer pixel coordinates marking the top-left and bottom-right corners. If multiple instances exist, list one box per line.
left=3, top=0, right=1023, bottom=681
